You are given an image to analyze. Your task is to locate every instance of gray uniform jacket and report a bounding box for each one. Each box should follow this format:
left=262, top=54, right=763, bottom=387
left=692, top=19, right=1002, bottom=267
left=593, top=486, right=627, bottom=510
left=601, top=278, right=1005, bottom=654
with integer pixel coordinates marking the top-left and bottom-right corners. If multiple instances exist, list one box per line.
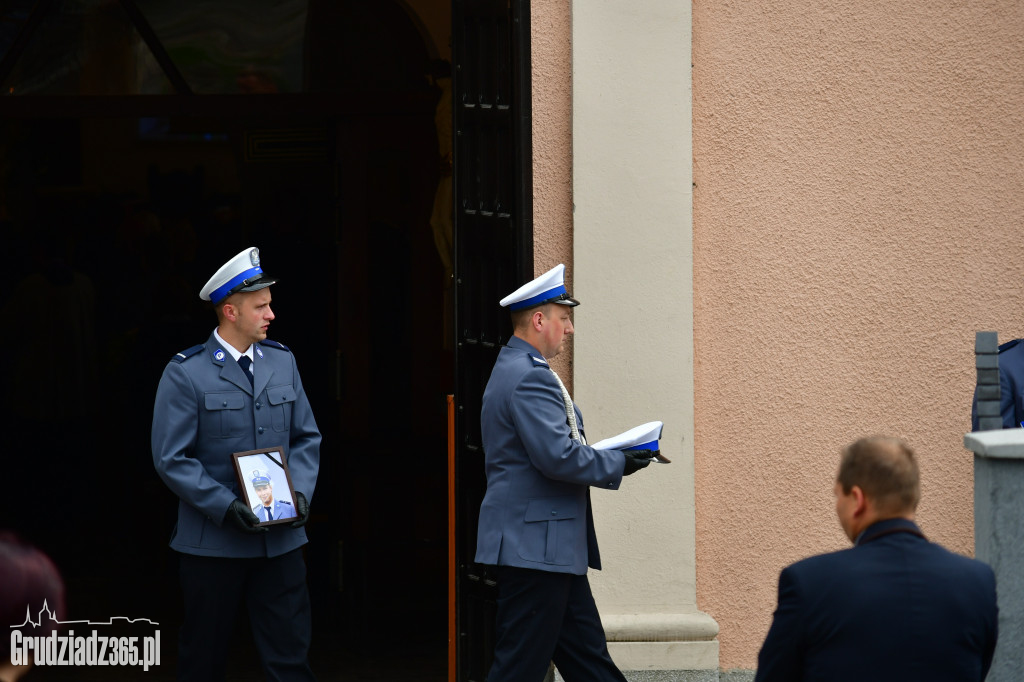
left=252, top=498, right=297, bottom=522
left=475, top=336, right=625, bottom=575
left=152, top=333, right=321, bottom=558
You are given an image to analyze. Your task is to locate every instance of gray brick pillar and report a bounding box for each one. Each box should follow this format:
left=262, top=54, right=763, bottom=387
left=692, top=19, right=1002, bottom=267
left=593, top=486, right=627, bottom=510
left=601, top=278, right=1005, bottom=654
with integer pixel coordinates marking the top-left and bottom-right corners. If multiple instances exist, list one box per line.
left=974, top=331, right=1002, bottom=430
left=965, top=330, right=1024, bottom=682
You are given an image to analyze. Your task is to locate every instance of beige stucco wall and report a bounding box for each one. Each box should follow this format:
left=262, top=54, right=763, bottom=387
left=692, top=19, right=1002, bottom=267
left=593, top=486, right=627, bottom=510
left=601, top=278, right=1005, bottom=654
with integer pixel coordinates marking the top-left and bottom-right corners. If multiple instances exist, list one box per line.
left=692, top=1, right=1024, bottom=670
left=573, top=0, right=717, bottom=673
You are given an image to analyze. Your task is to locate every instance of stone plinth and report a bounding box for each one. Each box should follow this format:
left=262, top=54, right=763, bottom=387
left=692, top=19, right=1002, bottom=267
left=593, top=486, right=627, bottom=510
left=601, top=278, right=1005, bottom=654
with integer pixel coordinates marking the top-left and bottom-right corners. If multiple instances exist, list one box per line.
left=964, top=429, right=1024, bottom=681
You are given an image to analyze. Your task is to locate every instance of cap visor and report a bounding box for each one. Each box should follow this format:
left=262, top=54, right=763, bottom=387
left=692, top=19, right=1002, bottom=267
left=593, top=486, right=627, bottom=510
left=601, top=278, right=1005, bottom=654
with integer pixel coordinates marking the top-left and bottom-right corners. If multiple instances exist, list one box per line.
left=235, top=275, right=278, bottom=294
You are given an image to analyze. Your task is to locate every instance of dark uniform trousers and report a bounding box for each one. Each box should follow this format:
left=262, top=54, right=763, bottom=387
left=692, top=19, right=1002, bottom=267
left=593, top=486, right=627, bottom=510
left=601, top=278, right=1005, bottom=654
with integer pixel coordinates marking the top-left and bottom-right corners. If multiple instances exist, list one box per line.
left=177, top=548, right=315, bottom=682
left=487, top=566, right=627, bottom=682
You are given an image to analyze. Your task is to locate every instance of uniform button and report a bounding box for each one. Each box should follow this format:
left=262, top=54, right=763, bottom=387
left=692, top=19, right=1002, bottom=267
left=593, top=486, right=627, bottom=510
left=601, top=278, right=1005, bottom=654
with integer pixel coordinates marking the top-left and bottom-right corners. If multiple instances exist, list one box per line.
left=222, top=401, right=228, bottom=407
left=255, top=402, right=262, bottom=409
left=258, top=427, right=265, bottom=434
left=551, top=511, right=557, bottom=516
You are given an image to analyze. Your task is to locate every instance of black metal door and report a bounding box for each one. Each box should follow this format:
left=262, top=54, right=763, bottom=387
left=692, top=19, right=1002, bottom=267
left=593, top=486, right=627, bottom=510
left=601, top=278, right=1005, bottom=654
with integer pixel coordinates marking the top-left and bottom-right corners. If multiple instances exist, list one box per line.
left=452, top=0, right=533, bottom=679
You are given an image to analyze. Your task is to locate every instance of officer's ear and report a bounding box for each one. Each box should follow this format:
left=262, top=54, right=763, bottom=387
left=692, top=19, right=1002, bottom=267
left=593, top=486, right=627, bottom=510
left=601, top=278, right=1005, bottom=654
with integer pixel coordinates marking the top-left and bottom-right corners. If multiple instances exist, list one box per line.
left=221, top=301, right=238, bottom=323
left=531, top=309, right=545, bottom=331
left=531, top=305, right=554, bottom=331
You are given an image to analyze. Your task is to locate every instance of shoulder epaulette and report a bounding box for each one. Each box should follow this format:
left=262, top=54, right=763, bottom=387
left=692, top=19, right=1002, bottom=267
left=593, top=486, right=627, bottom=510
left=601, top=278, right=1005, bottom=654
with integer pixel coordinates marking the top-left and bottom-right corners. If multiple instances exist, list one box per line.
left=280, top=499, right=293, bottom=506
left=171, top=344, right=205, bottom=364
left=999, top=339, right=1022, bottom=353
left=260, top=339, right=291, bottom=352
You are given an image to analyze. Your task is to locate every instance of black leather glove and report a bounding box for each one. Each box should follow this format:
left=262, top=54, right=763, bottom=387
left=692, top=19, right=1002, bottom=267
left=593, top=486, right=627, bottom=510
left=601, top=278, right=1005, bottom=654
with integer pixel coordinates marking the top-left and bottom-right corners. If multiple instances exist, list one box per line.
left=623, top=451, right=654, bottom=476
left=290, top=492, right=310, bottom=528
left=225, top=499, right=267, bottom=534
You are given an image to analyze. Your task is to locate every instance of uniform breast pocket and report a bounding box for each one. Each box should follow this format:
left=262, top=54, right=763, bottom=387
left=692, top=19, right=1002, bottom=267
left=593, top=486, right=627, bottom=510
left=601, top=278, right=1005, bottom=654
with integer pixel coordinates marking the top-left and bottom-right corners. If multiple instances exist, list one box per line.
left=204, top=392, right=246, bottom=439
left=518, top=497, right=578, bottom=566
left=266, top=385, right=296, bottom=432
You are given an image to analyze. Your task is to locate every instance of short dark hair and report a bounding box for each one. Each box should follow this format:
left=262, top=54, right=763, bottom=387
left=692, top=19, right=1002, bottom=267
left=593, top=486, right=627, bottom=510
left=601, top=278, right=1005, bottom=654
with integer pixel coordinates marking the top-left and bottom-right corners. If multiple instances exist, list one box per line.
left=510, top=303, right=553, bottom=332
left=0, top=533, right=65, bottom=658
left=837, top=436, right=921, bottom=514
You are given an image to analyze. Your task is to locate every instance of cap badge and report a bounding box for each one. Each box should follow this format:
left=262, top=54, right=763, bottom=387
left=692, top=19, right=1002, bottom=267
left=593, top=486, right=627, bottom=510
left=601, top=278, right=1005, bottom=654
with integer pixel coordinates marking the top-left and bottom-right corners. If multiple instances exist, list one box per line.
left=250, top=248, right=260, bottom=267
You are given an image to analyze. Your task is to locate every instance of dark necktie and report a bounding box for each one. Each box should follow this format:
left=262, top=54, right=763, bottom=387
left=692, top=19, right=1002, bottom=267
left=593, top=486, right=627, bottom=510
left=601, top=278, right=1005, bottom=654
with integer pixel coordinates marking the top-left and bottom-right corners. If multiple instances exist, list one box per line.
left=238, top=355, right=254, bottom=388
left=264, top=506, right=273, bottom=521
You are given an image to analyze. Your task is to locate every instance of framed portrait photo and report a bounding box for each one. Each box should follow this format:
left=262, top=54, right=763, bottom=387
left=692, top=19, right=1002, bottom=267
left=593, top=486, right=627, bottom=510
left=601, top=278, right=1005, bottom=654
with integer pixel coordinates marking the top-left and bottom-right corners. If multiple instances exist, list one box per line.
left=232, top=447, right=298, bottom=526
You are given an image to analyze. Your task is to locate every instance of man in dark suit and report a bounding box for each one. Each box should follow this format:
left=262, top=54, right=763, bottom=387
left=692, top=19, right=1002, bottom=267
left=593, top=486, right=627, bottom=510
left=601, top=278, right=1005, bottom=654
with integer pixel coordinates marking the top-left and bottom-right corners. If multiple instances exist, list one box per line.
left=755, top=436, right=998, bottom=681
left=475, top=264, right=657, bottom=682
left=971, top=338, right=1024, bottom=430
left=152, top=246, right=320, bottom=682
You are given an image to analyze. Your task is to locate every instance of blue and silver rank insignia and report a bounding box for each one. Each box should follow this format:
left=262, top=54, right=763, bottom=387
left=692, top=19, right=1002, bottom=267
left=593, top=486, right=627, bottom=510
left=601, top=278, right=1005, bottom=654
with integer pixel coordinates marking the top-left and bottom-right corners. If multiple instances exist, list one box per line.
left=214, top=349, right=226, bottom=362
left=255, top=346, right=264, bottom=359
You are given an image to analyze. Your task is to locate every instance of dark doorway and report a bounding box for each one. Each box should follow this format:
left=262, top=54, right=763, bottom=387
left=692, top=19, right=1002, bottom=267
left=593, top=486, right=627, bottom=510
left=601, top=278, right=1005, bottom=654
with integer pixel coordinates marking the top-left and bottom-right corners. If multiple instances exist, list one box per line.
left=0, top=1, right=454, bottom=679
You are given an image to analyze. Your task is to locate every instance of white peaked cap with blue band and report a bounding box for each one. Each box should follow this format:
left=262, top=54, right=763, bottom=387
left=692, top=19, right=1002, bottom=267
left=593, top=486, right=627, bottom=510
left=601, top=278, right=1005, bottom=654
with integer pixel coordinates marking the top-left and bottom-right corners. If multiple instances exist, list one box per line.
left=499, top=263, right=581, bottom=310
left=199, top=246, right=278, bottom=304
left=591, top=421, right=664, bottom=451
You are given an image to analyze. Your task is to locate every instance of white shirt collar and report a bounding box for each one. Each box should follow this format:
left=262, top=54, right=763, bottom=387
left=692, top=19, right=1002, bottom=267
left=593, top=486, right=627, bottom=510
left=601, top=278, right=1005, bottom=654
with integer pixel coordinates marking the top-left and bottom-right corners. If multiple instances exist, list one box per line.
left=213, top=328, right=253, bottom=362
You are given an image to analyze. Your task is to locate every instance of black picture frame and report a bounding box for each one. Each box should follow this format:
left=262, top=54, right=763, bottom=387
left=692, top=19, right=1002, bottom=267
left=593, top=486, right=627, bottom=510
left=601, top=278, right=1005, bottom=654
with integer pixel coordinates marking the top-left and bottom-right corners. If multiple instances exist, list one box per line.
left=232, top=447, right=298, bottom=526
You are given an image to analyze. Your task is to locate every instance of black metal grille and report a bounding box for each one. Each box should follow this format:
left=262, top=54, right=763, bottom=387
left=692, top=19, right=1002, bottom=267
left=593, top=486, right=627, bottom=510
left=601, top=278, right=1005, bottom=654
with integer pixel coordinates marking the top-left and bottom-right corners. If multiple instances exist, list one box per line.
left=452, top=0, right=533, bottom=679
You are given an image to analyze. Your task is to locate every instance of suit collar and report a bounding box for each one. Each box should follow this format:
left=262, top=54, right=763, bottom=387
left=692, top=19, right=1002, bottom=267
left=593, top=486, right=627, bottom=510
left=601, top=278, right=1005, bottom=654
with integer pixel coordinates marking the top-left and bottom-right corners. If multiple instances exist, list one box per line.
left=855, top=518, right=924, bottom=547
left=205, top=333, right=253, bottom=395
left=213, top=327, right=253, bottom=363
left=507, top=335, right=545, bottom=358
left=252, top=343, right=274, bottom=396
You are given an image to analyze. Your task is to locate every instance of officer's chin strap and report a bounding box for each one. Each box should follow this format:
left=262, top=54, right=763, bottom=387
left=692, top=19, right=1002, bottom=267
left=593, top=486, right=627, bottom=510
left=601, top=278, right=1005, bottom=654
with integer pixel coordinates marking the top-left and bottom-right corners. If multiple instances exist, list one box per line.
left=550, top=369, right=586, bottom=444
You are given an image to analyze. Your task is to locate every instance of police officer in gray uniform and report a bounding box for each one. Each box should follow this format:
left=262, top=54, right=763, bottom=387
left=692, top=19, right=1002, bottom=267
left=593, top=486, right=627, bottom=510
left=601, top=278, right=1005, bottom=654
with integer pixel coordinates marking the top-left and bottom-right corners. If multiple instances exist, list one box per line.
left=152, top=247, right=320, bottom=682
left=475, top=264, right=656, bottom=682
left=249, top=470, right=297, bottom=522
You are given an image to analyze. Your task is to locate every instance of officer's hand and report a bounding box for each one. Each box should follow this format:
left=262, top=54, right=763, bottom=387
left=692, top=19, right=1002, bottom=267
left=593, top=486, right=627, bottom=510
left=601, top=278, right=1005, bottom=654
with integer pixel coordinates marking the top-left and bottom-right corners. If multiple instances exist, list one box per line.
left=225, top=499, right=267, bottom=534
left=623, top=451, right=654, bottom=476
left=290, top=492, right=310, bottom=528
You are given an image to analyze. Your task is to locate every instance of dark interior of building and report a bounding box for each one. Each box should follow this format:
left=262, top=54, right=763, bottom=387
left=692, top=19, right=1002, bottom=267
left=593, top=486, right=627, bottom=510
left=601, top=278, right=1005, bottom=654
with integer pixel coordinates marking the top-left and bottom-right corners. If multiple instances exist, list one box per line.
left=0, top=1, right=455, bottom=678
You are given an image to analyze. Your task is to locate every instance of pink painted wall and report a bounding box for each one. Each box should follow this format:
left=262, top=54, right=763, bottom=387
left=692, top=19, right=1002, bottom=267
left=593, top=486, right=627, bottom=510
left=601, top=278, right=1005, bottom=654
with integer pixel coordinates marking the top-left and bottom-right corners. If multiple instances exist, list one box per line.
left=531, top=1, right=572, bottom=273
left=692, top=1, right=1024, bottom=669
left=531, top=1, right=575, bottom=382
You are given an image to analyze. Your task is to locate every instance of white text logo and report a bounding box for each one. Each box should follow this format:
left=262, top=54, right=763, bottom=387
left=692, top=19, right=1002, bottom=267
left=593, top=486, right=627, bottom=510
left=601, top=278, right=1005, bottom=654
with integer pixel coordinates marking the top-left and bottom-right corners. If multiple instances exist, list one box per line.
left=10, top=601, right=160, bottom=671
